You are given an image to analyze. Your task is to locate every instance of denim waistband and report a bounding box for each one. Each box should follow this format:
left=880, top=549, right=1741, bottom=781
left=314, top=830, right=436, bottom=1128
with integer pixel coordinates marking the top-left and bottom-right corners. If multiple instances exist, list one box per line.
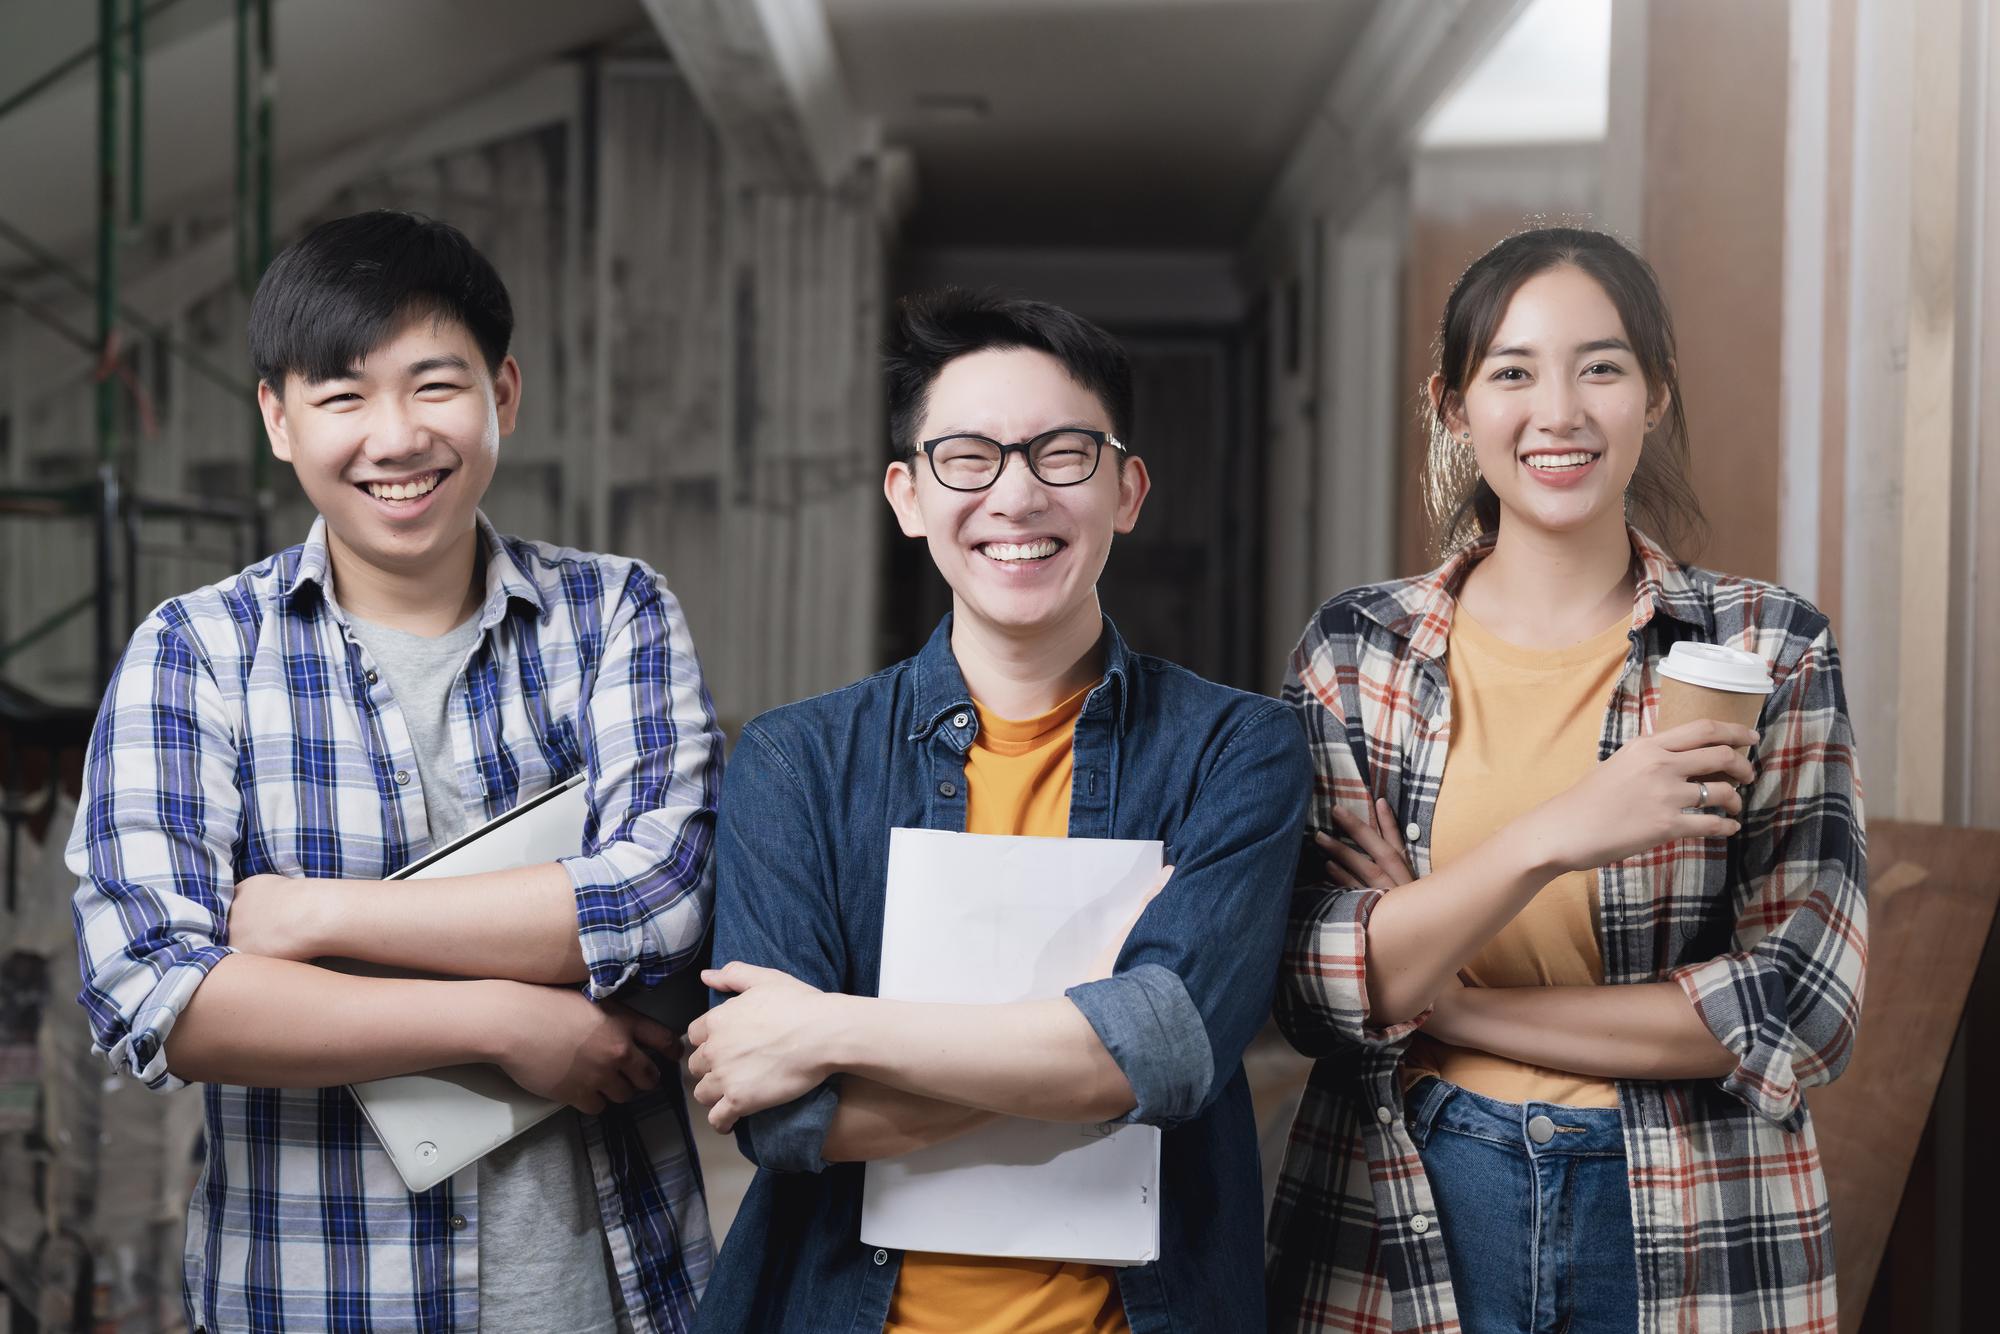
left=1406, top=1077, right=1626, bottom=1158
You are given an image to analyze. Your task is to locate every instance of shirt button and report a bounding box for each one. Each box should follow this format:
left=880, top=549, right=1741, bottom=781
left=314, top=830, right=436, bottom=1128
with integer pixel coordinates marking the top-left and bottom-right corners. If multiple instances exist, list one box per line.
left=1405, top=822, right=1421, bottom=842
left=395, top=770, right=411, bottom=786
left=952, top=712, right=969, bottom=729
left=449, top=1214, right=467, bottom=1230
left=366, top=671, right=378, bottom=685
left=1409, top=1213, right=1431, bottom=1235
left=938, top=781, right=957, bottom=798
left=872, top=1248, right=888, bottom=1266
left=1375, top=1105, right=1394, bottom=1125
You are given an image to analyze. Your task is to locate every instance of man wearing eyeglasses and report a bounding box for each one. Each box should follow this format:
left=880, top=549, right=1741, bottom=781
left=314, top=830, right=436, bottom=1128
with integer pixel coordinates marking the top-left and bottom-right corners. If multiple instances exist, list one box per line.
left=685, top=289, right=1309, bottom=1333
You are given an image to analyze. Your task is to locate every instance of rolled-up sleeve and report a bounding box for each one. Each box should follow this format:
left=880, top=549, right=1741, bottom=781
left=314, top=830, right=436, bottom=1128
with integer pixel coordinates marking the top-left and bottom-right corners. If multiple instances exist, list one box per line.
left=1274, top=626, right=1427, bottom=1056
left=68, top=615, right=239, bottom=1092
left=1276, top=882, right=1427, bottom=1056
left=562, top=567, right=724, bottom=1000
left=712, top=724, right=847, bottom=1172
left=1065, top=703, right=1309, bottom=1129
left=1670, top=623, right=1867, bottom=1130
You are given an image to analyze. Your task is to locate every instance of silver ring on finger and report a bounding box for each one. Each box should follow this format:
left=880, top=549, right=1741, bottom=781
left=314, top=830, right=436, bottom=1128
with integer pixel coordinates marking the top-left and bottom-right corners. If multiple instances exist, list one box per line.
left=1697, top=781, right=1710, bottom=808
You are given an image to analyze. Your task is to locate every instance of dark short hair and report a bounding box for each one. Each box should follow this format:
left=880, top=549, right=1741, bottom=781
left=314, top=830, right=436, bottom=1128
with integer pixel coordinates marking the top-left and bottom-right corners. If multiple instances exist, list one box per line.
left=1424, top=226, right=1706, bottom=558
left=885, top=289, right=1134, bottom=457
left=248, top=210, right=513, bottom=389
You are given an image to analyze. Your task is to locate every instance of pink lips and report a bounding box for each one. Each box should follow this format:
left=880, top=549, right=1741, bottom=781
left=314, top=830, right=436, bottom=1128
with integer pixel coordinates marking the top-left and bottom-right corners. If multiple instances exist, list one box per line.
left=1520, top=453, right=1600, bottom=490
left=974, top=540, right=1067, bottom=576
left=357, top=471, right=450, bottom=519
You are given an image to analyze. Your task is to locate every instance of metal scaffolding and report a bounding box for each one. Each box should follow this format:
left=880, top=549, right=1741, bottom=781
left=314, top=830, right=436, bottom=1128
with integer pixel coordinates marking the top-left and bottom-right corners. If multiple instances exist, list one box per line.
left=0, top=0, right=274, bottom=694
left=0, top=4, right=275, bottom=1329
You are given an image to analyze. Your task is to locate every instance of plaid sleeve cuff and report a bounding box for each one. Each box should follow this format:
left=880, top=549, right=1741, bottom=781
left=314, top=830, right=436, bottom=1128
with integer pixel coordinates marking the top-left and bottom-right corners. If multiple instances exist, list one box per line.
left=562, top=847, right=711, bottom=1001
left=91, top=943, right=235, bottom=1092
left=1276, top=884, right=1427, bottom=1056
left=1065, top=962, right=1213, bottom=1128
left=1671, top=953, right=1809, bottom=1129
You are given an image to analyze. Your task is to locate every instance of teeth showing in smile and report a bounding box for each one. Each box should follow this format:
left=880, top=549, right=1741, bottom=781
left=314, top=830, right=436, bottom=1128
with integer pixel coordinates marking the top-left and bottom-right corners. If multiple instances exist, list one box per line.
left=366, top=472, right=443, bottom=501
left=979, top=538, right=1063, bottom=563
left=1525, top=452, right=1597, bottom=471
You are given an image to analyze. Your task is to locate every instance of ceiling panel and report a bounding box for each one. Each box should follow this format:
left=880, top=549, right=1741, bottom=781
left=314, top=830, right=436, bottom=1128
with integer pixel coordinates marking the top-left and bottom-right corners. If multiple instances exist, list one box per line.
left=825, top=0, right=1379, bottom=246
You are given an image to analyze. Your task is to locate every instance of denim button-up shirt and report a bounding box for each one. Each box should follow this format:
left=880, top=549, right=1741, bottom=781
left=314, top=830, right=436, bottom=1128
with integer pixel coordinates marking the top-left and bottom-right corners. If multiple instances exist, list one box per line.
left=698, top=615, right=1310, bottom=1334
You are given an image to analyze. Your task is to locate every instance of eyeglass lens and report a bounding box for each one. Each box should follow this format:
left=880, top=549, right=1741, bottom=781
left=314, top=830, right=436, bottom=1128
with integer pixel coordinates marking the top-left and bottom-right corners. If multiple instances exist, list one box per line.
left=929, top=431, right=1102, bottom=489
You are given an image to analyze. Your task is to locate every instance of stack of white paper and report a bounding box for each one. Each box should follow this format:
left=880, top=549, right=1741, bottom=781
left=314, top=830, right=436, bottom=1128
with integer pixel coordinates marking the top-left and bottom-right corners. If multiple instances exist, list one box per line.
left=860, top=827, right=1163, bottom=1267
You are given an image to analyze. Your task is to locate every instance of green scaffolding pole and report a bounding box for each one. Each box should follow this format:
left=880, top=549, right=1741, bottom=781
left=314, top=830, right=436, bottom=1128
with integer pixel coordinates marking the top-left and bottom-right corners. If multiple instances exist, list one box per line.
left=97, top=0, right=119, bottom=469
left=256, top=0, right=273, bottom=276
left=96, top=0, right=121, bottom=688
left=238, top=0, right=276, bottom=550
left=0, top=0, right=184, bottom=124
left=128, top=0, right=144, bottom=226
left=235, top=0, right=252, bottom=293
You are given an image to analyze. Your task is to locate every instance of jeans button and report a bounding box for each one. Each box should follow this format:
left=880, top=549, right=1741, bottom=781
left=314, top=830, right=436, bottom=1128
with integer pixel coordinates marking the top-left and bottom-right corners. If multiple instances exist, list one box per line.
left=1527, top=1114, right=1556, bottom=1145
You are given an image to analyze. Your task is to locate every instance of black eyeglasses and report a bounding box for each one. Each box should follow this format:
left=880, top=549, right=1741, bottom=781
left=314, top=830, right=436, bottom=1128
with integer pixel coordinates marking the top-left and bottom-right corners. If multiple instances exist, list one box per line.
left=914, top=428, right=1125, bottom=492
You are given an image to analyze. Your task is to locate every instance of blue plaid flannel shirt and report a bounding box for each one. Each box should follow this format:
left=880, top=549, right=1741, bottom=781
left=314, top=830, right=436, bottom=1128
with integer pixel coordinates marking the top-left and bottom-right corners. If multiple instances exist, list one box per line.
left=68, top=514, right=722, bottom=1333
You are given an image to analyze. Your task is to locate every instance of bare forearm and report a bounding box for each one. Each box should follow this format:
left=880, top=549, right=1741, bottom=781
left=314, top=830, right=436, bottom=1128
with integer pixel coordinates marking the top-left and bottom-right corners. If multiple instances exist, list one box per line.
left=1363, top=821, right=1565, bottom=1024
left=302, top=863, right=588, bottom=983
left=164, top=953, right=507, bottom=1086
left=827, top=995, right=1135, bottom=1123
left=1428, top=982, right=1737, bottom=1081
left=821, top=1076, right=997, bottom=1163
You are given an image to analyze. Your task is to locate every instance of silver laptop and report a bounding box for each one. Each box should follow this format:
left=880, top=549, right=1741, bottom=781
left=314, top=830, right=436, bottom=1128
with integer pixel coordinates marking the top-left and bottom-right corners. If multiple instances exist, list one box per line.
left=338, top=775, right=705, bottom=1192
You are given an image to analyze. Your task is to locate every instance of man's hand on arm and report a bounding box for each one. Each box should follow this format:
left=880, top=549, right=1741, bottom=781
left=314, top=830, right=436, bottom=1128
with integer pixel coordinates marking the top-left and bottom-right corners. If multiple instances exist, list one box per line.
left=165, top=953, right=675, bottom=1113
left=227, top=864, right=589, bottom=984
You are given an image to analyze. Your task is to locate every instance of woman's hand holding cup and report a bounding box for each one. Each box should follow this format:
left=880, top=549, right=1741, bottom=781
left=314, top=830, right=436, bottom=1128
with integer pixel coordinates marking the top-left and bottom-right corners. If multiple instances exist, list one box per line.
left=1523, top=719, right=1757, bottom=874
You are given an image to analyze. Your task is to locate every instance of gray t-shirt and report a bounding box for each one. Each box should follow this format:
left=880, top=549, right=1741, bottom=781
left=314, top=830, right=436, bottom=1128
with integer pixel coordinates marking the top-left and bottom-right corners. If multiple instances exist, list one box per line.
left=348, top=614, right=620, bottom=1333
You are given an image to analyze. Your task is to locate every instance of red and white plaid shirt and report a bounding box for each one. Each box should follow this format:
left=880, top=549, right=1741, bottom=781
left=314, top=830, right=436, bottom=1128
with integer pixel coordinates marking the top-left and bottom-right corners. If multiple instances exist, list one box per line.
left=1266, top=527, right=1867, bottom=1334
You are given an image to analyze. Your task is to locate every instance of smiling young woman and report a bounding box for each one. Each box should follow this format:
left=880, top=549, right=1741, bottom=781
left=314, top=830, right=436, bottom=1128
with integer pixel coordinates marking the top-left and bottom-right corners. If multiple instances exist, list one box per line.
left=1265, top=228, right=1867, bottom=1334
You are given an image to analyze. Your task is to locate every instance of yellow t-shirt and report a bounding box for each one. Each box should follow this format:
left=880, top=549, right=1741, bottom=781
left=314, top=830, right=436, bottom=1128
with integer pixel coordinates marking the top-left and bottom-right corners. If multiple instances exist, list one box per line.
left=1403, top=609, right=1631, bottom=1108
left=885, top=683, right=1129, bottom=1334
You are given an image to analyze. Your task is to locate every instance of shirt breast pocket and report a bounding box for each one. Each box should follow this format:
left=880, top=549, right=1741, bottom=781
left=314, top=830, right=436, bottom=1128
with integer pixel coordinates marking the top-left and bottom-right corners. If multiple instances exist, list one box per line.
left=501, top=715, right=587, bottom=813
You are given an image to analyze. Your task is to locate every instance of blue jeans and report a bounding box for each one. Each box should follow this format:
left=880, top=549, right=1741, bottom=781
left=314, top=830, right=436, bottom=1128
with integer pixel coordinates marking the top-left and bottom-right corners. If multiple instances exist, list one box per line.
left=1406, top=1078, right=1639, bottom=1334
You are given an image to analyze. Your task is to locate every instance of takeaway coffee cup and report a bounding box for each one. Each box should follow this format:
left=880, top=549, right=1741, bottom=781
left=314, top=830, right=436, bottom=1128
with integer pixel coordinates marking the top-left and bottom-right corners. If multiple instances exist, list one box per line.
left=1654, top=642, right=1774, bottom=766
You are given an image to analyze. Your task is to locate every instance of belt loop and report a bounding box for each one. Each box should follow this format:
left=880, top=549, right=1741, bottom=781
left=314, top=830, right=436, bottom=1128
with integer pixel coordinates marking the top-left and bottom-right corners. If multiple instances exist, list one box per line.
left=1404, top=1076, right=1453, bottom=1145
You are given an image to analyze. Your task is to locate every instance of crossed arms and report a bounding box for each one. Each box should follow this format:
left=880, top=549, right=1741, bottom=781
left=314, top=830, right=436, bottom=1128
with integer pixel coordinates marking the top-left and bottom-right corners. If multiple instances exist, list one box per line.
left=1277, top=620, right=1868, bottom=1125
left=70, top=575, right=719, bottom=1112
left=688, top=707, right=1311, bottom=1169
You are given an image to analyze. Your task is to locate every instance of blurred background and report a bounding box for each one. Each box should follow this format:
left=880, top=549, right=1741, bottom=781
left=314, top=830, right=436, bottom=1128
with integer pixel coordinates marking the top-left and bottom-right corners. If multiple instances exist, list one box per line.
left=0, top=0, right=1995, bottom=1330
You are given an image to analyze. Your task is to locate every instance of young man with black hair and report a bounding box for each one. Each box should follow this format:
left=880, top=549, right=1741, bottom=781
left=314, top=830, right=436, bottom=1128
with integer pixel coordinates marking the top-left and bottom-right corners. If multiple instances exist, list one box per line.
left=688, top=290, right=1309, bottom=1333
left=70, top=210, right=722, bottom=1332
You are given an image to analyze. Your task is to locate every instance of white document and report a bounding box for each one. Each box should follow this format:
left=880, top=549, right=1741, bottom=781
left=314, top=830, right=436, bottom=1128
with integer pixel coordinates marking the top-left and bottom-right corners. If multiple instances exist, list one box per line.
left=860, top=827, right=1164, bottom=1267
left=342, top=774, right=703, bottom=1193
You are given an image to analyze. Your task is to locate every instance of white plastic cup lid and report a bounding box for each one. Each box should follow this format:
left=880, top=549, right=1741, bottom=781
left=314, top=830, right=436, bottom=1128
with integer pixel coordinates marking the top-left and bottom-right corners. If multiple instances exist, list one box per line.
left=1658, top=642, right=1774, bottom=694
